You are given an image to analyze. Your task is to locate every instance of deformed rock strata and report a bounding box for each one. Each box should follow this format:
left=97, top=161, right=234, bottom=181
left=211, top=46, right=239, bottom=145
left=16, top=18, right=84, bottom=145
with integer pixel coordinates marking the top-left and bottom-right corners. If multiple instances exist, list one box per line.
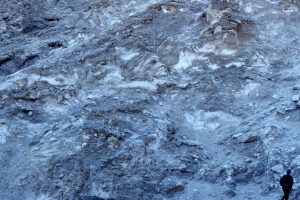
left=1, top=0, right=300, bottom=200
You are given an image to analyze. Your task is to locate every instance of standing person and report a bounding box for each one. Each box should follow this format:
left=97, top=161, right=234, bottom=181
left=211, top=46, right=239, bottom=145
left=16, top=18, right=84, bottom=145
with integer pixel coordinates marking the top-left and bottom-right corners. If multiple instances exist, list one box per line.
left=280, top=169, right=294, bottom=200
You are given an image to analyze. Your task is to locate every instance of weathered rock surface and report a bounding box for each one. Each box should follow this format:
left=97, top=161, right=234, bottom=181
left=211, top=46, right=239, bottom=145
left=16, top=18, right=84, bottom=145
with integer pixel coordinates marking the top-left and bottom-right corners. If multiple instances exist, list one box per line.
left=1, top=0, right=300, bottom=199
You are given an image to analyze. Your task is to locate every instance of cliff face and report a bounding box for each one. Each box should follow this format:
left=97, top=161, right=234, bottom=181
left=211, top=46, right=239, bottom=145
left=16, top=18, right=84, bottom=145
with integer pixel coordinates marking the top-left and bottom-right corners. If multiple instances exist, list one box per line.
left=1, top=0, right=300, bottom=199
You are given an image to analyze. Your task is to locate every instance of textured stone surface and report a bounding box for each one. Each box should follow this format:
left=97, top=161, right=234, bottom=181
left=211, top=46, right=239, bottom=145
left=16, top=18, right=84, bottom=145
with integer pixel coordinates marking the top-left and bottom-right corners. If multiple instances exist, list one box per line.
left=1, top=0, right=300, bottom=199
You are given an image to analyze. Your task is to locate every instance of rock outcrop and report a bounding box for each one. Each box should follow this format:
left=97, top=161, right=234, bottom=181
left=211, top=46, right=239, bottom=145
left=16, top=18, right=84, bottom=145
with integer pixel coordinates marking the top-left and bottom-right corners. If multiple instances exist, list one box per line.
left=1, top=0, right=300, bottom=199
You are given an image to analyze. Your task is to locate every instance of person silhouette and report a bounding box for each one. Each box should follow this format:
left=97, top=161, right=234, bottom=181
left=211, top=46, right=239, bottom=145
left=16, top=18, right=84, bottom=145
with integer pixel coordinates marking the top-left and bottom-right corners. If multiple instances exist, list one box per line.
left=280, top=169, right=294, bottom=200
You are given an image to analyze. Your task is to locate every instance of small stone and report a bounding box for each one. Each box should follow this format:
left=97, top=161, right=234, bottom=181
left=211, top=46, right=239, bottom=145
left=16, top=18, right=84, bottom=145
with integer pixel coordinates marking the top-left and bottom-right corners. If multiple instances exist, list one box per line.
left=292, top=95, right=299, bottom=102
left=83, top=135, right=90, bottom=140
left=214, top=25, right=222, bottom=34
left=245, top=159, right=252, bottom=163
left=64, top=93, right=71, bottom=99
left=225, top=177, right=235, bottom=185
left=276, top=108, right=285, bottom=115
left=142, top=110, right=151, bottom=116
left=253, top=162, right=266, bottom=176
left=178, top=164, right=188, bottom=171
left=32, top=146, right=41, bottom=151
left=268, top=183, right=276, bottom=191
left=292, top=84, right=300, bottom=90
left=29, top=91, right=40, bottom=100
left=285, top=116, right=290, bottom=120
left=166, top=184, right=184, bottom=194
left=194, top=169, right=205, bottom=180
left=271, top=164, right=284, bottom=174
left=75, top=146, right=81, bottom=150
left=224, top=190, right=236, bottom=197
left=232, top=133, right=242, bottom=139
left=49, top=137, right=56, bottom=142
left=27, top=111, right=33, bottom=117
left=57, top=95, right=64, bottom=102
left=161, top=178, right=185, bottom=194
left=209, top=193, right=217, bottom=197
left=81, top=142, right=88, bottom=147
left=284, top=104, right=297, bottom=112
left=181, top=139, right=202, bottom=147
left=239, top=135, right=261, bottom=143
left=246, top=136, right=261, bottom=143
left=29, top=135, right=40, bottom=146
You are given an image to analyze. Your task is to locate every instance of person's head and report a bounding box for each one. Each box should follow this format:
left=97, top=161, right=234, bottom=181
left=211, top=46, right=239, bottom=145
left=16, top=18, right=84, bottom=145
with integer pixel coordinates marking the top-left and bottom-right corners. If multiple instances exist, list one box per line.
left=287, top=169, right=291, bottom=175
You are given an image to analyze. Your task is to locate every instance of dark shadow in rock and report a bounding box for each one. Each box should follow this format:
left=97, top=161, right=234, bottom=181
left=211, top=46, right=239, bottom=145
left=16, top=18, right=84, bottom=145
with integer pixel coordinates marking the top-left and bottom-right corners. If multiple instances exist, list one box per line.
left=22, top=19, right=48, bottom=33
left=224, top=190, right=236, bottom=197
left=48, top=41, right=64, bottom=48
left=17, top=54, right=39, bottom=69
left=43, top=17, right=60, bottom=22
left=0, top=55, right=13, bottom=66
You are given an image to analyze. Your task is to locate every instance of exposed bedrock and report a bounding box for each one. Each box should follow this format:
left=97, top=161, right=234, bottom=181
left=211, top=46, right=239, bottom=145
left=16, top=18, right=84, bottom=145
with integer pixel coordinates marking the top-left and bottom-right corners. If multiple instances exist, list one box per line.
left=1, top=0, right=300, bottom=199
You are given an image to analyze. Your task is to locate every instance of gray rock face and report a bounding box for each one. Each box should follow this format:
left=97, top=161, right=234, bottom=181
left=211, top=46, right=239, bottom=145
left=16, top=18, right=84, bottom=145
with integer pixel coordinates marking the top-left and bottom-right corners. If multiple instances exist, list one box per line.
left=1, top=0, right=300, bottom=199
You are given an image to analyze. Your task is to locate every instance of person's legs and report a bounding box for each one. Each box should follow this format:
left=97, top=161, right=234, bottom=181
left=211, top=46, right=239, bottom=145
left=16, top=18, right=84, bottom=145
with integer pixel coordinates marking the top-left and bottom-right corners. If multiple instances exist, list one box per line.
left=283, top=188, right=291, bottom=200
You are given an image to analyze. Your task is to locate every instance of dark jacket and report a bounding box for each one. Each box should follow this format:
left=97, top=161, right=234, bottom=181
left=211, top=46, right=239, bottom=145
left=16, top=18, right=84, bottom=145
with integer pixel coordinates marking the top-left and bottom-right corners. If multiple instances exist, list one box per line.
left=280, top=174, right=294, bottom=189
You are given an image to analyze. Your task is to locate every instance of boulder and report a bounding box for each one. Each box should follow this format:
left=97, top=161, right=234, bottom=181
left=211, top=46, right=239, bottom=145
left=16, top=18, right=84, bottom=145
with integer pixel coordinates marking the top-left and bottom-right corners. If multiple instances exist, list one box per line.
left=292, top=95, right=299, bottom=102
left=271, top=164, right=284, bottom=174
left=160, top=177, right=185, bottom=194
left=237, top=133, right=261, bottom=143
